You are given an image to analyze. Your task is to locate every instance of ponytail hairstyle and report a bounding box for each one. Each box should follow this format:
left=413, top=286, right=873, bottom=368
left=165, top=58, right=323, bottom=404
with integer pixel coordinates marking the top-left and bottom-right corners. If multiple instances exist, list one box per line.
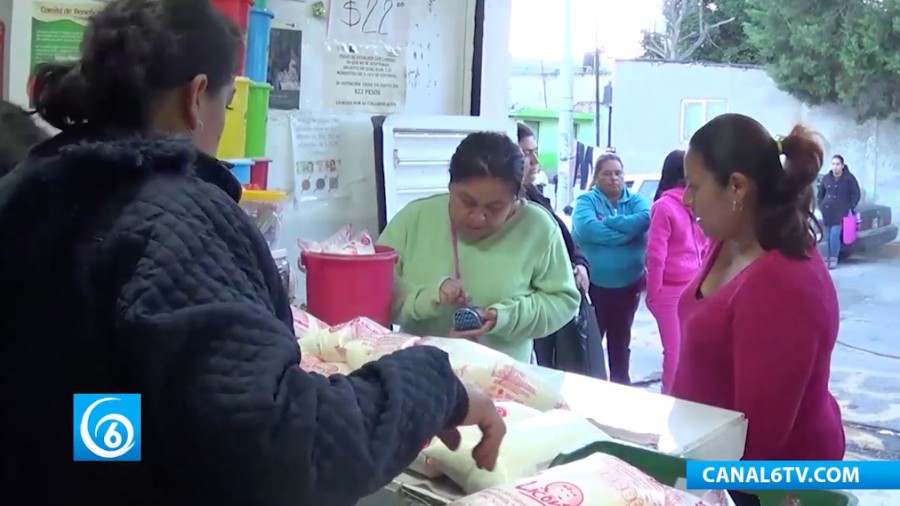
left=449, top=131, right=525, bottom=196
left=689, top=114, right=822, bottom=259
left=654, top=149, right=686, bottom=201
left=33, top=0, right=241, bottom=133
left=832, top=154, right=849, bottom=172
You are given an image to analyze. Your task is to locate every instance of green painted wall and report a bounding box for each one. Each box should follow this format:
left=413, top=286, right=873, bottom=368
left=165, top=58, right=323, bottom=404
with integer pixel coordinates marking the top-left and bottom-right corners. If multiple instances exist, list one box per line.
left=510, top=108, right=606, bottom=173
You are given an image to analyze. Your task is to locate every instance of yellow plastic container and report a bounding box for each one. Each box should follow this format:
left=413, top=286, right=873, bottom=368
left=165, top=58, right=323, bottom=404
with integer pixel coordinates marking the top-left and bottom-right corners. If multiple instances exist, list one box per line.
left=216, top=77, right=251, bottom=159
left=240, top=189, right=288, bottom=246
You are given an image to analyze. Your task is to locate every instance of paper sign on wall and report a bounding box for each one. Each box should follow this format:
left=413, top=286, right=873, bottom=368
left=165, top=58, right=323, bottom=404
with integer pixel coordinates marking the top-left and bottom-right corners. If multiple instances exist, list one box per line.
left=290, top=115, right=343, bottom=201
left=327, top=0, right=410, bottom=47
left=321, top=46, right=406, bottom=113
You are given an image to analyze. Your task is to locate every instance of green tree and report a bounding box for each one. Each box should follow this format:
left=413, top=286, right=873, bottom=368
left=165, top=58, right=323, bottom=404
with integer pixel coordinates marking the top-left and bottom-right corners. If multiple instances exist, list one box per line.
left=745, top=0, right=900, bottom=121
left=640, top=0, right=735, bottom=61
left=690, top=0, right=761, bottom=64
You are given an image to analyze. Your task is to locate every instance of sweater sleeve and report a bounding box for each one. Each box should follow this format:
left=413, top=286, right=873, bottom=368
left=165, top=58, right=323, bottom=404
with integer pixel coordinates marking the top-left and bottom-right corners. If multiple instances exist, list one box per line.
left=731, top=275, right=820, bottom=460
left=603, top=195, right=651, bottom=238
left=112, top=202, right=469, bottom=506
left=487, top=232, right=580, bottom=341
left=572, top=194, right=630, bottom=246
left=377, top=209, right=444, bottom=327
left=645, top=204, right=671, bottom=299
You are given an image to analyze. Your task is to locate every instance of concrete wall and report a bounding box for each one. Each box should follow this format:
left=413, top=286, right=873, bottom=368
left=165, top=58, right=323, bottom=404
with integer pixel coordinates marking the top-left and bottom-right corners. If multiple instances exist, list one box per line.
left=610, top=59, right=900, bottom=218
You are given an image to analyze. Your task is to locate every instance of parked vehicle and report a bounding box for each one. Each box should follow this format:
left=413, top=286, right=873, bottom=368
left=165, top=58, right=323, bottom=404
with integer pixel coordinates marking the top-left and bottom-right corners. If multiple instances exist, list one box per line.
left=813, top=175, right=898, bottom=259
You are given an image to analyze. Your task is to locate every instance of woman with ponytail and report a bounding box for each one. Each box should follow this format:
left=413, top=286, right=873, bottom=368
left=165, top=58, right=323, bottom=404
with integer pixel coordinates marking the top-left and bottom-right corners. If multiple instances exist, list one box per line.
left=645, top=150, right=708, bottom=393
left=671, top=114, right=844, bottom=505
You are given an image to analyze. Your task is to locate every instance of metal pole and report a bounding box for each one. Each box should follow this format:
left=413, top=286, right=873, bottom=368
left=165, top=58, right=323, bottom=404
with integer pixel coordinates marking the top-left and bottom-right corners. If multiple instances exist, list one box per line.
left=593, top=2, right=601, bottom=147
left=594, top=48, right=601, bottom=146
left=556, top=0, right=574, bottom=211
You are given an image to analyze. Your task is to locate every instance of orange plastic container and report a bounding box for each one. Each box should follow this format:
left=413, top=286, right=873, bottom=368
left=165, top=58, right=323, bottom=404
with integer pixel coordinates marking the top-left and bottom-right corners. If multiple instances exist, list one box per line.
left=300, top=245, right=398, bottom=327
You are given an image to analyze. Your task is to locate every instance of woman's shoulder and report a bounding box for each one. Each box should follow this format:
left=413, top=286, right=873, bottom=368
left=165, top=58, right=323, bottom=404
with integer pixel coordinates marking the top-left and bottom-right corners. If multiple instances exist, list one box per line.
left=389, top=193, right=449, bottom=225
left=737, top=249, right=835, bottom=310
left=519, top=200, right=559, bottom=236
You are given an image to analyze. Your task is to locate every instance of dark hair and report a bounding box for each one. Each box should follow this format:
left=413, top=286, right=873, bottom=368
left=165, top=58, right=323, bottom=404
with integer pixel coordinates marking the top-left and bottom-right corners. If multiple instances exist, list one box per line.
left=516, top=122, right=535, bottom=142
left=0, top=100, right=49, bottom=176
left=654, top=149, right=686, bottom=201
left=832, top=154, right=848, bottom=171
left=592, top=153, right=623, bottom=185
left=33, top=0, right=241, bottom=132
left=449, top=131, right=525, bottom=194
left=689, top=113, right=822, bottom=259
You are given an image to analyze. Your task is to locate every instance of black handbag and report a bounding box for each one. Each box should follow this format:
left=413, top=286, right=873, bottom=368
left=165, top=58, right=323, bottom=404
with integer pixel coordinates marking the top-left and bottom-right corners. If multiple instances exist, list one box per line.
left=534, top=290, right=607, bottom=380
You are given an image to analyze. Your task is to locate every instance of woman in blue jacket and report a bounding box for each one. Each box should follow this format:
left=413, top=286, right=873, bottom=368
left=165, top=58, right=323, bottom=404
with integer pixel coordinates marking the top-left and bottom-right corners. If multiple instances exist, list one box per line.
left=572, top=153, right=650, bottom=385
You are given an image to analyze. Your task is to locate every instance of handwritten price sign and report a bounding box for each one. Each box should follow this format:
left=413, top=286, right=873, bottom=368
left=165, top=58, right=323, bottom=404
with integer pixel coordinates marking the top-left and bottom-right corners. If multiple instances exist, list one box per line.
left=328, top=0, right=410, bottom=47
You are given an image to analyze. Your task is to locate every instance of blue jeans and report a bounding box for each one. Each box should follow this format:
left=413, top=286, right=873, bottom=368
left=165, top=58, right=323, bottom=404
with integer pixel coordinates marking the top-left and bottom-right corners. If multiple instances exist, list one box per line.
left=826, top=225, right=842, bottom=259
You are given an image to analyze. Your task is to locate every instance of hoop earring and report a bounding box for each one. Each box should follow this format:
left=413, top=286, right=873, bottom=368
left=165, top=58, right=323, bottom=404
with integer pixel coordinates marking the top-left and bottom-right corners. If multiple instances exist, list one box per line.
left=732, top=200, right=743, bottom=213
left=192, top=120, right=205, bottom=135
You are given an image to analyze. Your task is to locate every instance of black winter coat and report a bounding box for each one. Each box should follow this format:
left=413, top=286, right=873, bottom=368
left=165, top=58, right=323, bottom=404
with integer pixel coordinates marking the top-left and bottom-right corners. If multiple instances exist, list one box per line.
left=0, top=130, right=468, bottom=506
left=817, top=170, right=861, bottom=227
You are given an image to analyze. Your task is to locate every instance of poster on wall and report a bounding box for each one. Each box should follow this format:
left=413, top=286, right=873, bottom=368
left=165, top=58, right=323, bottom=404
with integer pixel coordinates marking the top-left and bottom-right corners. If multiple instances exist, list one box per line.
left=290, top=115, right=343, bottom=201
left=321, top=46, right=406, bottom=114
left=267, top=28, right=302, bottom=110
left=29, top=1, right=103, bottom=102
left=327, top=0, right=410, bottom=47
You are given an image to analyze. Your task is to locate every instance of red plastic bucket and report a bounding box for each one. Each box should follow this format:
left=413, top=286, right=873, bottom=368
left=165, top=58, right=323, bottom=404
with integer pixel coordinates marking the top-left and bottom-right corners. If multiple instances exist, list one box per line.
left=211, top=0, right=253, bottom=31
left=301, top=245, right=398, bottom=327
left=250, top=157, right=270, bottom=189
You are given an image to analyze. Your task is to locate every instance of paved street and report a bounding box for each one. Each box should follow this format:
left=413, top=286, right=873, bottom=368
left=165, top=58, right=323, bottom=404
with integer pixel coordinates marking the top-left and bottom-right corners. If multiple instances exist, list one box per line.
left=628, top=253, right=900, bottom=457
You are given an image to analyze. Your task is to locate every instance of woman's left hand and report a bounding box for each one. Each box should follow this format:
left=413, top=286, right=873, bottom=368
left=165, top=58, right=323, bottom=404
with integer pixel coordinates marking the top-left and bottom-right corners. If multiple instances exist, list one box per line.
left=449, top=309, right=497, bottom=340
left=573, top=264, right=590, bottom=292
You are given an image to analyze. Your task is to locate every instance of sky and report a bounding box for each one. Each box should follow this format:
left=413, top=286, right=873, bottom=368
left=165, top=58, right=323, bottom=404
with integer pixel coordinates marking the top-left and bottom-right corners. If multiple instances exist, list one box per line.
left=508, top=0, right=663, bottom=61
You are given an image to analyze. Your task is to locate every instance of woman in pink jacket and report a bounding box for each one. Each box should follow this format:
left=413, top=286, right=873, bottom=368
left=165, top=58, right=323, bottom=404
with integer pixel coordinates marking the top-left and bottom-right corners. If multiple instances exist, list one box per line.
left=645, top=150, right=708, bottom=394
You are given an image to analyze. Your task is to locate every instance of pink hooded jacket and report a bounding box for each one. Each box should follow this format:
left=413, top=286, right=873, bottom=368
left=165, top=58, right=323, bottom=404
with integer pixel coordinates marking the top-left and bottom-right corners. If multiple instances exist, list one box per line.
left=646, top=187, right=709, bottom=298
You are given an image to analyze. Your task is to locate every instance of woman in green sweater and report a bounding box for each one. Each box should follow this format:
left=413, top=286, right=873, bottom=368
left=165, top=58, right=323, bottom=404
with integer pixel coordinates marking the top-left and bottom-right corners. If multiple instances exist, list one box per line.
left=378, top=131, right=580, bottom=362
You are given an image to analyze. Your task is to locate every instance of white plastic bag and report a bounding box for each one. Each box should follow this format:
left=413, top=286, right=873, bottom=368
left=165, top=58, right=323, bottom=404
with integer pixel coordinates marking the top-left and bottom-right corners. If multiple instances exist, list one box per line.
left=345, top=332, right=422, bottom=369
left=425, top=337, right=567, bottom=411
left=449, top=452, right=732, bottom=506
left=298, top=224, right=377, bottom=255
left=410, top=401, right=543, bottom=479
left=424, top=408, right=611, bottom=494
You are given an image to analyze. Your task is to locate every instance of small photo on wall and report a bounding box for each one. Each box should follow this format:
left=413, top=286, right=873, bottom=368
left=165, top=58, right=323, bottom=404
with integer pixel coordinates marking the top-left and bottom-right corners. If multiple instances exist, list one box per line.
left=267, top=27, right=302, bottom=110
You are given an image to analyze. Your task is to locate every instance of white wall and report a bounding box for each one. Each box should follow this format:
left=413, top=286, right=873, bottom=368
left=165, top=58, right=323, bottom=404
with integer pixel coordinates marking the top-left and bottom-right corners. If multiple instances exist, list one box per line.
left=2, top=0, right=514, bottom=301
left=611, top=59, right=900, bottom=221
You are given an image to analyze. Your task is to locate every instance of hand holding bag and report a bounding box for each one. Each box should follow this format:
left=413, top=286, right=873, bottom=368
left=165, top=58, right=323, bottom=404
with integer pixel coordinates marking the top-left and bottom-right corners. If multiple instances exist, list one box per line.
left=842, top=212, right=857, bottom=245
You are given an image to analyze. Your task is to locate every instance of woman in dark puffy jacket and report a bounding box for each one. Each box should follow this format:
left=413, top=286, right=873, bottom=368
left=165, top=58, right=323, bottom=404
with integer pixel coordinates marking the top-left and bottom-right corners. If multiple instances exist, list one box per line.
left=817, top=154, right=860, bottom=269
left=517, top=122, right=595, bottom=371
left=0, top=1, right=504, bottom=505
left=0, top=100, right=49, bottom=176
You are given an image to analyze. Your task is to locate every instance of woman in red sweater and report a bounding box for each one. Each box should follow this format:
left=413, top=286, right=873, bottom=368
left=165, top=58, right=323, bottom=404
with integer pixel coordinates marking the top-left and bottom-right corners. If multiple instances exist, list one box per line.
left=672, top=114, right=845, bottom=503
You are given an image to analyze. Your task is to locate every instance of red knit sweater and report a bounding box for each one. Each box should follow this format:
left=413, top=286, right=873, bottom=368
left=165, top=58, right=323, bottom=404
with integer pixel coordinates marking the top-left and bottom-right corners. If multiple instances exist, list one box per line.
left=671, top=242, right=845, bottom=460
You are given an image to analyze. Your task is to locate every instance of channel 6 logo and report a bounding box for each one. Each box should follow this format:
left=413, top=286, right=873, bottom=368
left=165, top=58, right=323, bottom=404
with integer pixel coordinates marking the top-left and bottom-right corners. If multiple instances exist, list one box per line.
left=73, top=394, right=141, bottom=461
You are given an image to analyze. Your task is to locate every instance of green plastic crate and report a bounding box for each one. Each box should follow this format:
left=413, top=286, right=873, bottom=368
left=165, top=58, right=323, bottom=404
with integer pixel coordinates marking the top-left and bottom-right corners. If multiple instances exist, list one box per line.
left=550, top=441, right=858, bottom=506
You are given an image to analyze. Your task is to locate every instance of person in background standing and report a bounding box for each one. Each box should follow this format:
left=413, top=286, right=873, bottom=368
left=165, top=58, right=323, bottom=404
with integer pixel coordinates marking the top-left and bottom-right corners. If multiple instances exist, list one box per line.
left=378, top=131, right=580, bottom=363
left=516, top=123, right=591, bottom=368
left=645, top=150, right=708, bottom=394
left=674, top=114, right=844, bottom=506
left=817, top=154, right=860, bottom=269
left=0, top=100, right=49, bottom=176
left=572, top=154, right=650, bottom=384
